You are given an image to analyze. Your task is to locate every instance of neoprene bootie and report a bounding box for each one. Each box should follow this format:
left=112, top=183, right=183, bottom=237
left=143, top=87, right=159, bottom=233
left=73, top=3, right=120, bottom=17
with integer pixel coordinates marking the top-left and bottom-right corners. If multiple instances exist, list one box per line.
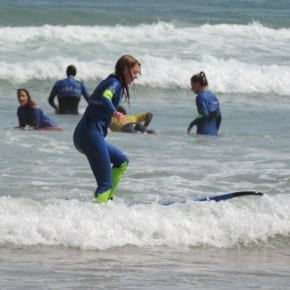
left=109, top=161, right=128, bottom=199
left=94, top=189, right=112, bottom=203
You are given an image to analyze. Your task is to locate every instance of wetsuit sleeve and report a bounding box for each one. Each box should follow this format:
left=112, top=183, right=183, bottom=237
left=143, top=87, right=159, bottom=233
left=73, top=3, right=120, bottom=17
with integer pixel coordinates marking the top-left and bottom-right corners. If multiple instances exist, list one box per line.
left=17, top=108, right=25, bottom=128
left=216, top=111, right=222, bottom=130
left=48, top=82, right=58, bottom=110
left=124, top=115, right=138, bottom=123
left=196, top=95, right=209, bottom=118
left=81, top=83, right=90, bottom=103
left=101, top=78, right=122, bottom=114
left=32, top=108, right=41, bottom=129
left=126, top=112, right=153, bottom=127
left=132, top=113, right=147, bottom=123
left=102, top=89, right=117, bottom=114
left=143, top=112, right=153, bottom=127
left=187, top=117, right=201, bottom=134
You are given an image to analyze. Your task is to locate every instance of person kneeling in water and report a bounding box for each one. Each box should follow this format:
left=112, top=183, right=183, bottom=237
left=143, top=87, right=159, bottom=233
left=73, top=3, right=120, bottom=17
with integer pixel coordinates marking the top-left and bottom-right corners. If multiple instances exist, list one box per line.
left=110, top=106, right=156, bottom=134
left=16, top=88, right=63, bottom=131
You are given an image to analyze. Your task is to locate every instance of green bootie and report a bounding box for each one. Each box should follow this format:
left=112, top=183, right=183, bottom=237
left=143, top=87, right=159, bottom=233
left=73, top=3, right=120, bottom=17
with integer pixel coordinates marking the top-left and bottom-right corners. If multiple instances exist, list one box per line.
left=94, top=189, right=112, bottom=203
left=108, top=162, right=128, bottom=199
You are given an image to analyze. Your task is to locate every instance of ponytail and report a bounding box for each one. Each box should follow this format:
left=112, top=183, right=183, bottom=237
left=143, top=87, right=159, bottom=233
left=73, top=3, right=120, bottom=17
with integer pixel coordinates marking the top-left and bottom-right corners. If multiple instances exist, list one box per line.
left=191, top=71, right=208, bottom=87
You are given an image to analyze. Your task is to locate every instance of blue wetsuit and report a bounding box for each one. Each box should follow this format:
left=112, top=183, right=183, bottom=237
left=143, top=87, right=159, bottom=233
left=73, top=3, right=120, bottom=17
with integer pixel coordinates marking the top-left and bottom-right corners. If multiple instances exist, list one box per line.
left=73, top=74, right=128, bottom=199
left=194, top=90, right=222, bottom=136
left=17, top=105, right=58, bottom=129
left=48, top=77, right=90, bottom=114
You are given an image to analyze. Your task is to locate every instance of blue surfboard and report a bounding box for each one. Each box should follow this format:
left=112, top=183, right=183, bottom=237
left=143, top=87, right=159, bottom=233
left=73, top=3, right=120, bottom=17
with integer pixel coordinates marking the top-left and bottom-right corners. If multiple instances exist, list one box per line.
left=160, top=191, right=264, bottom=206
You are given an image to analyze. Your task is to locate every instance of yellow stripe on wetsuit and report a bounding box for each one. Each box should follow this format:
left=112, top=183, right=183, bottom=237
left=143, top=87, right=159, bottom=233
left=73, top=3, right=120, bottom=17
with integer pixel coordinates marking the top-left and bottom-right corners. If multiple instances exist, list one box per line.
left=103, top=89, right=113, bottom=100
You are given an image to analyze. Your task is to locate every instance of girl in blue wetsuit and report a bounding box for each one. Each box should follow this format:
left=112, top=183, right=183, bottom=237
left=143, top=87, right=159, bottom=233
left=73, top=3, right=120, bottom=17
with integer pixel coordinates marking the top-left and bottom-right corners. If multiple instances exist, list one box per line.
left=73, top=55, right=141, bottom=203
left=187, top=71, right=222, bottom=136
left=17, top=88, right=63, bottom=131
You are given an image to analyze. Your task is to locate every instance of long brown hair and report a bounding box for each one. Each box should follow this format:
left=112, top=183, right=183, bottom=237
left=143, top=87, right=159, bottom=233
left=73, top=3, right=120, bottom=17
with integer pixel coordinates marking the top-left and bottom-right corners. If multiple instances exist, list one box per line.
left=17, top=88, right=37, bottom=107
left=114, top=55, right=141, bottom=103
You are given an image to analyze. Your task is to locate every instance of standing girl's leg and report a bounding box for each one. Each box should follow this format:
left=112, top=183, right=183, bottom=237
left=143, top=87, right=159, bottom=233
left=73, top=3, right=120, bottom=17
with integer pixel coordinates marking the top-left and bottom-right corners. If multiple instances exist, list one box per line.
left=107, top=143, right=129, bottom=199
left=76, top=124, right=128, bottom=202
left=81, top=131, right=113, bottom=201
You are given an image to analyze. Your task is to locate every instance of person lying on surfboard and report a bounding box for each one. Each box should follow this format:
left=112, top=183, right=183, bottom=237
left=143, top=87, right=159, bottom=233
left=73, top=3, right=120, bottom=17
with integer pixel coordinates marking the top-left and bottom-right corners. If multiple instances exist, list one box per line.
left=110, top=106, right=157, bottom=134
left=16, top=88, right=63, bottom=131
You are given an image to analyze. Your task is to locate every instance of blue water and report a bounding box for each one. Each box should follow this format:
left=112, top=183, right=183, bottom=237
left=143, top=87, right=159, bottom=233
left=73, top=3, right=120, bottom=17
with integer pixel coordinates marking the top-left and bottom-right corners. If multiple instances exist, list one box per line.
left=1, top=0, right=290, bottom=289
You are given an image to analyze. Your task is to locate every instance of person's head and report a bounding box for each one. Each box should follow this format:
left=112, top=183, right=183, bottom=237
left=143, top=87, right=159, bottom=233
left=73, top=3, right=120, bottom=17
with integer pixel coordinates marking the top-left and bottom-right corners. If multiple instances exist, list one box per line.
left=115, top=55, right=141, bottom=102
left=17, top=88, right=37, bottom=107
left=191, top=71, right=208, bottom=94
left=117, top=106, right=127, bottom=115
left=66, top=65, right=77, bottom=77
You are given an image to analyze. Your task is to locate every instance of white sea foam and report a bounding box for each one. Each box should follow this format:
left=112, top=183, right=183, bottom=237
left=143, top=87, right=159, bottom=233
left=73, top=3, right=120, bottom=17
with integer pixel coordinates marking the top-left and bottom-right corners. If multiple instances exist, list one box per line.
left=1, top=22, right=290, bottom=95
left=0, top=194, right=289, bottom=250
left=1, top=56, right=290, bottom=95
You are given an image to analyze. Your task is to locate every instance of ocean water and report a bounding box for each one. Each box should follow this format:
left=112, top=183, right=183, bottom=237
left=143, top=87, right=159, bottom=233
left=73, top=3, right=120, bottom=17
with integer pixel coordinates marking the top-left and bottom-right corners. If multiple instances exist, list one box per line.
left=1, top=0, right=290, bottom=289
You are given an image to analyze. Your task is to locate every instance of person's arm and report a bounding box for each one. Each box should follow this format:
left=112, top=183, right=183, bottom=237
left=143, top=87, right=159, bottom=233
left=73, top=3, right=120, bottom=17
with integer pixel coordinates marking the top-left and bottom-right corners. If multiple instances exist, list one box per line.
left=17, top=108, right=25, bottom=128
left=196, top=95, right=209, bottom=118
left=112, top=110, right=125, bottom=125
left=81, top=82, right=90, bottom=103
left=144, top=112, right=153, bottom=128
left=48, top=83, right=59, bottom=112
left=216, top=111, right=222, bottom=130
left=32, top=107, right=41, bottom=129
left=132, top=112, right=153, bottom=127
left=101, top=80, right=122, bottom=115
left=187, top=118, right=199, bottom=134
left=134, top=112, right=153, bottom=132
left=102, top=88, right=117, bottom=115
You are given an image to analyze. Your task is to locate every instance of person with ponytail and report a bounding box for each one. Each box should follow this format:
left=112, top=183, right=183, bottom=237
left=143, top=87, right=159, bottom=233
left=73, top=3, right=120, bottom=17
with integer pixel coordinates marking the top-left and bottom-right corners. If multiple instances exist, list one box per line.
left=16, top=88, right=63, bottom=131
left=187, top=71, right=222, bottom=136
left=73, top=55, right=141, bottom=203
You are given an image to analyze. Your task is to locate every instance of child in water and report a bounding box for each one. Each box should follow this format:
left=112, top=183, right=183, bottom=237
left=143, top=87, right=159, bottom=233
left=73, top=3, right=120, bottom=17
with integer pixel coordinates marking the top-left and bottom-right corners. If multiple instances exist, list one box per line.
left=187, top=71, right=221, bottom=136
left=16, top=88, right=63, bottom=131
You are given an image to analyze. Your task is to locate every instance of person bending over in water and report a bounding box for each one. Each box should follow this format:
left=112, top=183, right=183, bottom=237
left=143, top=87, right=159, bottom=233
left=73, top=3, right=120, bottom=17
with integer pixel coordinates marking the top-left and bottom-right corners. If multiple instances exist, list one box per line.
left=17, top=88, right=63, bottom=131
left=48, top=65, right=90, bottom=114
left=187, top=71, right=222, bottom=136
left=110, top=106, right=156, bottom=134
left=73, top=55, right=141, bottom=203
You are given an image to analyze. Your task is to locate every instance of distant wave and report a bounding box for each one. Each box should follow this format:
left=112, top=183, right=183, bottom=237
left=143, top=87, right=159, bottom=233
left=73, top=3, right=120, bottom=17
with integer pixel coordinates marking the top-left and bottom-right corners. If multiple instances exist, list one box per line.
left=1, top=21, right=290, bottom=45
left=1, top=55, right=290, bottom=95
left=1, top=21, right=290, bottom=95
left=0, top=22, right=290, bottom=44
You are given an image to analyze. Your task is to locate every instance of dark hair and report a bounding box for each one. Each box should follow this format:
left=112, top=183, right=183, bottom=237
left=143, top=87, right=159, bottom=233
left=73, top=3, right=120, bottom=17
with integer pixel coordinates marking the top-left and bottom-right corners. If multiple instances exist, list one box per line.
left=116, top=106, right=127, bottom=114
left=115, top=55, right=141, bottom=103
left=17, top=88, right=37, bottom=107
left=191, top=71, right=208, bottom=87
left=66, top=65, right=77, bottom=76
